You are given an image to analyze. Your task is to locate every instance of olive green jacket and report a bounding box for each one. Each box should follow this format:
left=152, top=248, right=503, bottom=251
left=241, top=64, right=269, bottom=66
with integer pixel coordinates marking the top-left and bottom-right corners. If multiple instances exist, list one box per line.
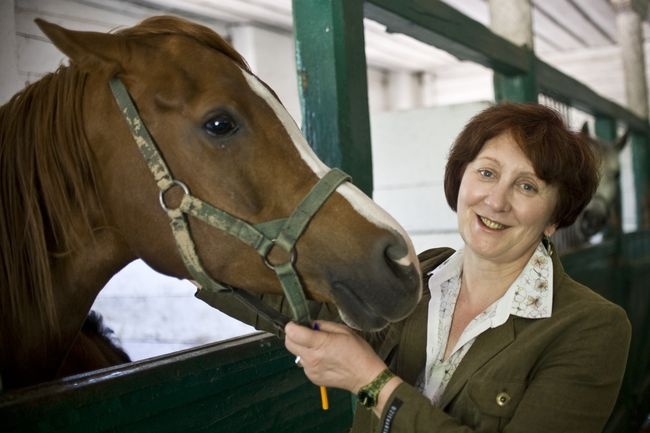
left=351, top=248, right=631, bottom=433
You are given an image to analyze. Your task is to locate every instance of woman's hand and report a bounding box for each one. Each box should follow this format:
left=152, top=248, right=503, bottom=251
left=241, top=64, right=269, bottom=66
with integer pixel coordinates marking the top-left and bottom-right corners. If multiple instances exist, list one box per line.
left=284, top=321, right=387, bottom=393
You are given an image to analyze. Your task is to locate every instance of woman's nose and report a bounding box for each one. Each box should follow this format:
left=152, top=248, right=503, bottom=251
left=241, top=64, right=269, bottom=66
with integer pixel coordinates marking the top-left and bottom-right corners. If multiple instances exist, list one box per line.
left=484, top=183, right=511, bottom=212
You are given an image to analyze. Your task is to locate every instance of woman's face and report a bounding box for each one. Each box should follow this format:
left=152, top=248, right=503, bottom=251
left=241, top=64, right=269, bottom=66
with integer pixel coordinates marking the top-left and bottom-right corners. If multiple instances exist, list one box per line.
left=457, top=131, right=558, bottom=265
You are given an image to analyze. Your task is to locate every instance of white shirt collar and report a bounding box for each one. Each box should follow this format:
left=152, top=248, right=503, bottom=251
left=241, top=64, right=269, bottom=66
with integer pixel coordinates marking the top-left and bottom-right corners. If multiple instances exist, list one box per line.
left=427, top=241, right=554, bottom=323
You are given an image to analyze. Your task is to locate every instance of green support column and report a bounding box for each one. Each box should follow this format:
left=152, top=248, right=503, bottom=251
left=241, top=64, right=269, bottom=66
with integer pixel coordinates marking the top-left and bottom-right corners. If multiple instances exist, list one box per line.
left=594, top=115, right=617, bottom=141
left=493, top=50, right=538, bottom=103
left=292, top=0, right=373, bottom=196
left=631, top=130, right=650, bottom=228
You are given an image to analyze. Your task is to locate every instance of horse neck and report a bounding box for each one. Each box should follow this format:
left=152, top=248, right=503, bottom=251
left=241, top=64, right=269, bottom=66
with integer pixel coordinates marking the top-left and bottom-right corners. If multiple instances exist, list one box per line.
left=0, top=66, right=131, bottom=387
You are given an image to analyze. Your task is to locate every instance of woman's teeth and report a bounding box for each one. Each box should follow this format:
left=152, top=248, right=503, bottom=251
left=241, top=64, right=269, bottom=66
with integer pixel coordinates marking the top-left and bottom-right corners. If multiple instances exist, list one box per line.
left=480, top=216, right=505, bottom=230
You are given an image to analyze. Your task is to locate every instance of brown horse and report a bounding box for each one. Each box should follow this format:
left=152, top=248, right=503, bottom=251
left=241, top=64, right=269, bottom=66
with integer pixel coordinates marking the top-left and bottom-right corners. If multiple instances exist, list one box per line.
left=0, top=16, right=421, bottom=389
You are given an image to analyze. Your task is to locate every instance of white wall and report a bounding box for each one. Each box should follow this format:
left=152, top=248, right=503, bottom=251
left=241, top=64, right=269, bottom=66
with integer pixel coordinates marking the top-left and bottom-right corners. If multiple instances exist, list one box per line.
left=0, top=0, right=20, bottom=103
left=230, top=24, right=302, bottom=124
left=370, top=102, right=493, bottom=254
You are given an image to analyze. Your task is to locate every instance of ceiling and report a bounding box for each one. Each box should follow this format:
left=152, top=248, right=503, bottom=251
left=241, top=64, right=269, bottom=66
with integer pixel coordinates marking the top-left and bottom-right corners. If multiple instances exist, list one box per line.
left=115, top=0, right=647, bottom=73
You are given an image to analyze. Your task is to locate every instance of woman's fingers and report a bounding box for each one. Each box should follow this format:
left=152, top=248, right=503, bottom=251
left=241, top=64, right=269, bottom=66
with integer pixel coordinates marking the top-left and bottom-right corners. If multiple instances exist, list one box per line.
left=312, top=320, right=353, bottom=334
left=283, top=320, right=388, bottom=392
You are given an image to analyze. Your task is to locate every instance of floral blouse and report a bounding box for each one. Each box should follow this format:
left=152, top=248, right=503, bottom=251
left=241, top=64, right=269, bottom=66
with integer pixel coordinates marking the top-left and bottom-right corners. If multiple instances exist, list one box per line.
left=419, top=242, right=554, bottom=405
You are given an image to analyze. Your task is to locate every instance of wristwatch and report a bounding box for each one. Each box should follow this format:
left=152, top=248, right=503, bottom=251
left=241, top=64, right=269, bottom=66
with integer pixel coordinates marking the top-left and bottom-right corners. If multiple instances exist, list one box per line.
left=357, top=368, right=395, bottom=408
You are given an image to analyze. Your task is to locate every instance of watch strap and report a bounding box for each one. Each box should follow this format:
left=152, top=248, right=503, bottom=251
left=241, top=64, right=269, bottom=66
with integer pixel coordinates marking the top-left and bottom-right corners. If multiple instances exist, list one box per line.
left=357, top=368, right=395, bottom=408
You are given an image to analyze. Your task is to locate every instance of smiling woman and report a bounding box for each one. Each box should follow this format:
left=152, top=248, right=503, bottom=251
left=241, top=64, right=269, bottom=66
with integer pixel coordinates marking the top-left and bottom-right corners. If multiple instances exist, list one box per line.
left=283, top=103, right=631, bottom=433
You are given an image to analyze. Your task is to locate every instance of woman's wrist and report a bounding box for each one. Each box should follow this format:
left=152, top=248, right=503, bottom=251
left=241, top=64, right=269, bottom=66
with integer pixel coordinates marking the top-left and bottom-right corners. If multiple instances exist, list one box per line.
left=372, top=376, right=403, bottom=417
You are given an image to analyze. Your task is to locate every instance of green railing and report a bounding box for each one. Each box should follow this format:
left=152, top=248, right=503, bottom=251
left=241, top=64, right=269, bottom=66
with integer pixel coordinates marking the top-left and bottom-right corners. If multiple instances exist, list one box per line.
left=0, top=334, right=352, bottom=433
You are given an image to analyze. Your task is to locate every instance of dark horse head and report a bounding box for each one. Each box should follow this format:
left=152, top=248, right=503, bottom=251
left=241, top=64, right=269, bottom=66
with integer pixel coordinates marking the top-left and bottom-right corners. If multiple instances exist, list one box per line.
left=552, top=123, right=629, bottom=252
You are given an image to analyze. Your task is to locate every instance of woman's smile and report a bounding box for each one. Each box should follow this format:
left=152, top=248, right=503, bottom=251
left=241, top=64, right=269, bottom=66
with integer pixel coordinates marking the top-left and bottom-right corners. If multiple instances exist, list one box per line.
left=478, top=215, right=507, bottom=230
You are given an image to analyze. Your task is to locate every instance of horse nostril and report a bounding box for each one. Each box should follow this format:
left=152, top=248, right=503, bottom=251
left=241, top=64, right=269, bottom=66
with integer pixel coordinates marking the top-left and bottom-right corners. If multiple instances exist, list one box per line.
left=382, top=235, right=417, bottom=280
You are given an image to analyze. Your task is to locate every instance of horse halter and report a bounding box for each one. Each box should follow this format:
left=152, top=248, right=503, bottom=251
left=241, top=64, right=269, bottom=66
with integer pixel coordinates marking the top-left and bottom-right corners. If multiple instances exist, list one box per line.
left=109, top=78, right=350, bottom=330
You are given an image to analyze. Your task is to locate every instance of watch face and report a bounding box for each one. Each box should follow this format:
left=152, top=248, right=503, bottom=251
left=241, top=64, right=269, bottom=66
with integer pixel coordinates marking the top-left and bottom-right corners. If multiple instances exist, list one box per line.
left=358, top=390, right=376, bottom=408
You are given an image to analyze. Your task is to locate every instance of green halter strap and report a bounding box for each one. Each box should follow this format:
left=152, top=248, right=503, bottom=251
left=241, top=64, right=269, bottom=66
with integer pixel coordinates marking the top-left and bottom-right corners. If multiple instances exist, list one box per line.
left=109, top=78, right=350, bottom=329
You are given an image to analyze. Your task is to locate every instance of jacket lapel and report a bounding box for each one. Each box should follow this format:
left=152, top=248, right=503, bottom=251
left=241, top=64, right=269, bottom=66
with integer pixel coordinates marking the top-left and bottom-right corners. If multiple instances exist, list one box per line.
left=438, top=317, right=516, bottom=409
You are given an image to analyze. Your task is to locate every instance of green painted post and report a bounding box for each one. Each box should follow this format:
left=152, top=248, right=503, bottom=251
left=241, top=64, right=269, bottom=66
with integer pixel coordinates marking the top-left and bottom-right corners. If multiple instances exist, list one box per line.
left=594, top=115, right=617, bottom=141
left=493, top=50, right=538, bottom=103
left=292, top=0, right=373, bottom=196
left=631, top=130, right=650, bottom=228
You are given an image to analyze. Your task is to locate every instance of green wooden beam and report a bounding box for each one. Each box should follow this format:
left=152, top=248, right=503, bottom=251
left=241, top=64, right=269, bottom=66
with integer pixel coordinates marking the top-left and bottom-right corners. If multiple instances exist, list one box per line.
left=594, top=115, right=617, bottom=142
left=365, top=0, right=528, bottom=75
left=631, top=131, right=650, bottom=228
left=293, top=0, right=373, bottom=196
left=494, top=50, right=538, bottom=103
left=0, top=334, right=353, bottom=433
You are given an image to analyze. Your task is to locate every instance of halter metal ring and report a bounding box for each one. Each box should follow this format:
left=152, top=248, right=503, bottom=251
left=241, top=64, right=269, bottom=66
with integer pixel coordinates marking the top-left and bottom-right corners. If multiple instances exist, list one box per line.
left=159, top=179, right=190, bottom=212
left=263, top=242, right=296, bottom=270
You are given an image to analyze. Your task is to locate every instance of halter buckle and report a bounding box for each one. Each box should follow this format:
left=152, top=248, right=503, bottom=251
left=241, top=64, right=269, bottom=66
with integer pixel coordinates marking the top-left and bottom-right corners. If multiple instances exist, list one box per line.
left=262, top=242, right=296, bottom=270
left=159, top=179, right=190, bottom=212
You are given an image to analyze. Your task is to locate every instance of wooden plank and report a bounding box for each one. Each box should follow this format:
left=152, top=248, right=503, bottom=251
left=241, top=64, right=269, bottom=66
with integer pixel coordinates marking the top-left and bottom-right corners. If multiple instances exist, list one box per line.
left=292, top=0, right=373, bottom=195
left=0, top=334, right=352, bottom=433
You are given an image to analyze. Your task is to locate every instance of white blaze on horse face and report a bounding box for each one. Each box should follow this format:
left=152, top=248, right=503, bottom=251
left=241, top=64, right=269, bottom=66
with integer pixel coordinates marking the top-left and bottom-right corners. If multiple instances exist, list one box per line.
left=241, top=70, right=417, bottom=265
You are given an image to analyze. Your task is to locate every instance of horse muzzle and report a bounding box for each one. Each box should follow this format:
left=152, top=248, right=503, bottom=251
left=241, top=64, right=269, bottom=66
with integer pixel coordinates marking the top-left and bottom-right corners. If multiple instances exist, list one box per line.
left=322, top=229, right=423, bottom=331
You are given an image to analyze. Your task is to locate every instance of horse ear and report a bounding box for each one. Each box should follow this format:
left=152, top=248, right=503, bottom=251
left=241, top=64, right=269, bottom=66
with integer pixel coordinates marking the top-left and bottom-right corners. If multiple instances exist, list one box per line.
left=35, top=19, right=123, bottom=74
left=616, top=127, right=630, bottom=152
left=580, top=122, right=590, bottom=136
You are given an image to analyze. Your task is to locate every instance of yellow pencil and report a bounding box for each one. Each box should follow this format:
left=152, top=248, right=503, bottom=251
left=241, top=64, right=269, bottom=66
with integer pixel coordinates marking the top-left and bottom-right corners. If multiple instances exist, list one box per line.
left=312, top=322, right=330, bottom=411
left=320, top=385, right=329, bottom=410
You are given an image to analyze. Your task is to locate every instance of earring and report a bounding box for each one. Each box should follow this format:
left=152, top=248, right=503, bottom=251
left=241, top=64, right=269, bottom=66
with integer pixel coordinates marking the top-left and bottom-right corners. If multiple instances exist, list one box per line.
left=543, top=233, right=553, bottom=256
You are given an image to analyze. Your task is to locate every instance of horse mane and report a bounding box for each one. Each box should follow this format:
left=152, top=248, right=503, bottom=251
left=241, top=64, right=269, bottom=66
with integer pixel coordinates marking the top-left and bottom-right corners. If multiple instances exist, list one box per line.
left=0, top=65, right=99, bottom=342
left=115, top=16, right=251, bottom=73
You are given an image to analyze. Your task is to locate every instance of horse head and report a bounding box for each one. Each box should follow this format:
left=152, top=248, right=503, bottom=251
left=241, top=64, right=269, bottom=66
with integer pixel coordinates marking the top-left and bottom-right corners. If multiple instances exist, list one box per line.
left=29, top=16, right=420, bottom=338
left=578, top=122, right=629, bottom=239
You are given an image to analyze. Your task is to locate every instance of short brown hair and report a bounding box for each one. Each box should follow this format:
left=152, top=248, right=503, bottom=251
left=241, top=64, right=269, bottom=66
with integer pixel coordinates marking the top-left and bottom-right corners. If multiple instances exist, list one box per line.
left=444, top=103, right=600, bottom=229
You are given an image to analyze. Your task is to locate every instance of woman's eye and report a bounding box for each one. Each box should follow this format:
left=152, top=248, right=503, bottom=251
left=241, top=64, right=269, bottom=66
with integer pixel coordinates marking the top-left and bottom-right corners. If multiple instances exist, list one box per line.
left=204, top=114, right=238, bottom=137
left=478, top=169, right=494, bottom=178
left=521, top=183, right=538, bottom=193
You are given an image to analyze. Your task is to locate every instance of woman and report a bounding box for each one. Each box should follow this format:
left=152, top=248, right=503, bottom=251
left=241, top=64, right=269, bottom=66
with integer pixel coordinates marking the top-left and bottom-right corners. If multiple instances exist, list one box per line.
left=285, top=103, right=631, bottom=432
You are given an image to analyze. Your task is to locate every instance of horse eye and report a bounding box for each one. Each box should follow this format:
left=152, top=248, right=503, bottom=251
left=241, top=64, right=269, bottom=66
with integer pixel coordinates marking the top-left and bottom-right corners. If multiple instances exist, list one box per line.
left=203, top=113, right=238, bottom=137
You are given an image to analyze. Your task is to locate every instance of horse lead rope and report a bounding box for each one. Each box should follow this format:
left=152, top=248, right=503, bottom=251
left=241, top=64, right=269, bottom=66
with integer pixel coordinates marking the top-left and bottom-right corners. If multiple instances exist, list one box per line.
left=108, top=77, right=350, bottom=329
